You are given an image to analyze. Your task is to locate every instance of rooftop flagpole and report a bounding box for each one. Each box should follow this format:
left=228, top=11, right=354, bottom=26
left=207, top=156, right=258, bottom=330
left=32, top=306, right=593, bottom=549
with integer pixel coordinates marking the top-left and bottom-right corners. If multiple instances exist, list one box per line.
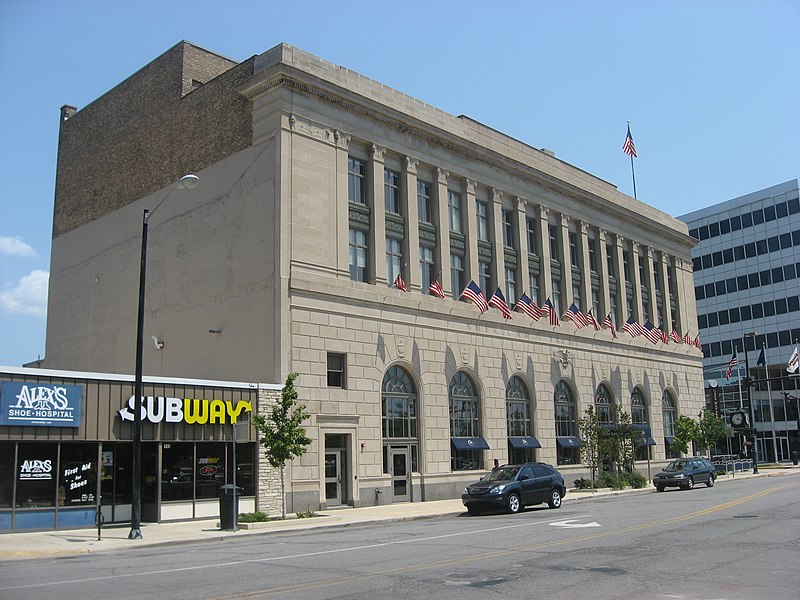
left=623, top=121, right=638, bottom=199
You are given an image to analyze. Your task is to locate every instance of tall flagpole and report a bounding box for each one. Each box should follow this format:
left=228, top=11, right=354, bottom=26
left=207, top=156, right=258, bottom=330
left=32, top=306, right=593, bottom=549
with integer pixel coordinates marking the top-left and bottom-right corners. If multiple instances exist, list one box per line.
left=762, top=342, right=779, bottom=463
left=629, top=151, right=637, bottom=201
left=623, top=120, right=638, bottom=199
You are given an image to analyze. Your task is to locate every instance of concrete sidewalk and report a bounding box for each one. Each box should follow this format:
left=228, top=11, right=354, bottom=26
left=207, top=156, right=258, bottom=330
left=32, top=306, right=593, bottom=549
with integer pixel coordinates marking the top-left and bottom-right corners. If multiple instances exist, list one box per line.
left=1, top=466, right=796, bottom=561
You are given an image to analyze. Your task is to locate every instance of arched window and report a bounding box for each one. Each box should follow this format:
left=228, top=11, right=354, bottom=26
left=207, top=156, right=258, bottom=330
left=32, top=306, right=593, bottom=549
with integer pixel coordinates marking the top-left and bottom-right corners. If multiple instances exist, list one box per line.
left=594, top=384, right=615, bottom=425
left=631, top=388, right=652, bottom=460
left=554, top=380, right=579, bottom=465
left=381, top=366, right=418, bottom=473
left=662, top=389, right=679, bottom=458
left=449, top=372, right=485, bottom=471
left=507, top=376, right=537, bottom=463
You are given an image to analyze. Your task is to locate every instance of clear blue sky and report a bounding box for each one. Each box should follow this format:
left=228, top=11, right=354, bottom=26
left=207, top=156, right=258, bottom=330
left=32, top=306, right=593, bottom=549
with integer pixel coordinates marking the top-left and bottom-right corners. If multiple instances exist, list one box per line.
left=1, top=0, right=798, bottom=367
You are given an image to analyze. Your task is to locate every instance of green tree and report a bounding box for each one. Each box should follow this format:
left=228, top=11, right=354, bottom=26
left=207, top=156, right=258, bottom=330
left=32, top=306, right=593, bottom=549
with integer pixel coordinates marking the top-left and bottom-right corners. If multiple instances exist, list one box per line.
left=671, top=415, right=698, bottom=455
left=671, top=411, right=727, bottom=457
left=253, top=372, right=312, bottom=519
left=578, top=406, right=602, bottom=487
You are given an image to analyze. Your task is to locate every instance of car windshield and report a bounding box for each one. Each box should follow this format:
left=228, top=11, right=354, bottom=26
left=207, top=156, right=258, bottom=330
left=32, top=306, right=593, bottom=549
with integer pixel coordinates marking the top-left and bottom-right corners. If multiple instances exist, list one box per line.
left=482, top=466, right=519, bottom=482
left=664, top=460, right=690, bottom=472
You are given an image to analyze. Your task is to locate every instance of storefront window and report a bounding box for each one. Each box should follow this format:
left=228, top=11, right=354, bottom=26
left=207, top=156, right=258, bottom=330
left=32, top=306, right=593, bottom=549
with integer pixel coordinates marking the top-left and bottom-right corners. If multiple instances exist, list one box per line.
left=100, top=443, right=132, bottom=505
left=196, top=443, right=226, bottom=500
left=59, top=443, right=97, bottom=506
left=0, top=442, right=13, bottom=509
left=162, top=443, right=195, bottom=501
left=230, top=443, right=256, bottom=496
left=16, top=442, right=58, bottom=508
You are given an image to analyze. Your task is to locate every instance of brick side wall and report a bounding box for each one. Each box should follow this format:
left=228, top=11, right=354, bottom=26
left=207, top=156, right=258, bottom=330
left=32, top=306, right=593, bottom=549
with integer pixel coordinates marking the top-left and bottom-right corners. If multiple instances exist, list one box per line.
left=53, top=42, right=254, bottom=237
left=255, top=388, right=284, bottom=516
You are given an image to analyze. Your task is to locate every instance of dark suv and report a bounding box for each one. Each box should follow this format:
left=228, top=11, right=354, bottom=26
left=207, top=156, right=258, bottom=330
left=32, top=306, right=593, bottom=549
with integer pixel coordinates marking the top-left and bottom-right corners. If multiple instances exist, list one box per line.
left=462, top=463, right=566, bottom=515
left=653, top=457, right=717, bottom=492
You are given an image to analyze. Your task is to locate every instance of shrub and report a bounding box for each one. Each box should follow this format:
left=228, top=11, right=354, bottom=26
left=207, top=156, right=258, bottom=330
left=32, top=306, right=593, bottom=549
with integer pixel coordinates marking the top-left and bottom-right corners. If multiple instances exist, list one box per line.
left=599, top=471, right=625, bottom=490
left=296, top=510, right=319, bottom=519
left=238, top=512, right=274, bottom=523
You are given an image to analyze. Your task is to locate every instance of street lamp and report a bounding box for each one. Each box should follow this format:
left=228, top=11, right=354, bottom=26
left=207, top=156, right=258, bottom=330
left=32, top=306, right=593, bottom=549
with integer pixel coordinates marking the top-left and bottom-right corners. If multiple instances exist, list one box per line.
left=129, top=174, right=199, bottom=540
left=743, top=332, right=758, bottom=474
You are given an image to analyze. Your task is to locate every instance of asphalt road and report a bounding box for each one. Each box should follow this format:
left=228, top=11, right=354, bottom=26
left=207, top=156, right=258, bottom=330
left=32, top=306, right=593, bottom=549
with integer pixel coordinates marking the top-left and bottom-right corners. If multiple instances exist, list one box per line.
left=2, top=475, right=798, bottom=600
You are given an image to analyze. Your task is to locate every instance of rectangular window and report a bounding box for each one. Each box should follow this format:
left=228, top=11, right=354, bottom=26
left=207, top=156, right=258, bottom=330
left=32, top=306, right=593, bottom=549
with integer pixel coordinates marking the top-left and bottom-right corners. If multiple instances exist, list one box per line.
left=451, top=254, right=464, bottom=300
left=588, top=237, right=598, bottom=272
left=730, top=215, right=741, bottom=231
left=448, top=190, right=462, bottom=233
left=384, top=169, right=401, bottom=214
left=502, top=209, right=514, bottom=248
left=752, top=209, right=764, bottom=225
left=606, top=243, right=616, bottom=277
left=386, top=238, right=403, bottom=286
left=764, top=205, right=776, bottom=222
left=623, top=249, right=631, bottom=281
left=327, top=353, right=346, bottom=388
left=741, top=212, right=753, bottom=228
left=776, top=202, right=788, bottom=218
left=476, top=201, right=489, bottom=241
left=479, top=260, right=492, bottom=297
left=417, top=180, right=432, bottom=223
left=348, top=157, right=366, bottom=205
left=529, top=272, right=539, bottom=304
left=549, top=225, right=559, bottom=262
left=709, top=222, right=720, bottom=237
left=552, top=277, right=562, bottom=313
left=419, top=246, right=435, bottom=293
left=720, top=219, right=731, bottom=235
left=505, top=266, right=517, bottom=305
left=349, top=228, right=368, bottom=282
left=526, top=217, right=537, bottom=254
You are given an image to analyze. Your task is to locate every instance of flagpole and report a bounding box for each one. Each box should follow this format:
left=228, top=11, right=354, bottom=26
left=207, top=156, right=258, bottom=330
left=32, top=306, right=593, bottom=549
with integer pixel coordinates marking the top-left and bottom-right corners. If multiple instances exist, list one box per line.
left=762, top=342, right=779, bottom=463
left=627, top=120, right=637, bottom=199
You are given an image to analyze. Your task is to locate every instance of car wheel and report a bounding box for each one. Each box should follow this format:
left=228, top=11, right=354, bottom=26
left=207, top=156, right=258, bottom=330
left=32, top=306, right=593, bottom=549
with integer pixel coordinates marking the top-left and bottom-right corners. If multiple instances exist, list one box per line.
left=548, top=489, right=563, bottom=509
left=655, top=485, right=665, bottom=492
left=506, top=493, right=522, bottom=514
left=467, top=506, right=482, bottom=516
left=706, top=475, right=715, bottom=488
left=684, top=476, right=694, bottom=490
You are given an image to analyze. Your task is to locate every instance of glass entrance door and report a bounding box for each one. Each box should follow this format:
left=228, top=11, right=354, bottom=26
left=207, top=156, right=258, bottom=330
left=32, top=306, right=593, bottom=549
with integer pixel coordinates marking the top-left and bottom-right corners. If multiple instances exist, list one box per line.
left=324, top=450, right=342, bottom=506
left=389, top=448, right=410, bottom=502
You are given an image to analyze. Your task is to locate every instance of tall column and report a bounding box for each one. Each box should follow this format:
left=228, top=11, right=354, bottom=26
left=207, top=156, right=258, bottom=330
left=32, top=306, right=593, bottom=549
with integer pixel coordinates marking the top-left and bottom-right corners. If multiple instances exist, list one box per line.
left=597, top=228, right=611, bottom=319
left=435, top=168, right=451, bottom=295
left=645, top=247, right=658, bottom=324
left=674, top=257, right=694, bottom=335
left=659, top=253, right=672, bottom=333
left=464, top=179, right=479, bottom=284
left=559, top=213, right=573, bottom=311
left=630, top=241, right=645, bottom=322
left=334, top=131, right=351, bottom=279
left=579, top=221, right=592, bottom=313
left=614, top=235, right=629, bottom=321
left=538, top=206, right=553, bottom=302
left=369, top=144, right=387, bottom=286
left=515, top=197, right=529, bottom=301
left=403, top=156, right=420, bottom=290
left=491, top=188, right=505, bottom=294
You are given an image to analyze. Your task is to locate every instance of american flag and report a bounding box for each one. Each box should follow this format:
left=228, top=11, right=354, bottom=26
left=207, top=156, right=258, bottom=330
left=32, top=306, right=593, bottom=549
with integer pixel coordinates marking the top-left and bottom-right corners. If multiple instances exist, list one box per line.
left=488, top=288, right=513, bottom=319
left=693, top=334, right=702, bottom=350
left=623, top=123, right=637, bottom=157
left=515, top=292, right=542, bottom=320
left=563, top=303, right=588, bottom=328
left=428, top=278, right=445, bottom=299
left=394, top=273, right=407, bottom=292
left=460, top=280, right=489, bottom=313
left=622, top=315, right=644, bottom=337
left=542, top=299, right=560, bottom=326
left=586, top=308, right=602, bottom=331
left=642, top=321, right=662, bottom=344
left=726, top=351, right=738, bottom=380
left=657, top=321, right=668, bottom=344
left=669, top=329, right=682, bottom=344
left=602, top=313, right=617, bottom=338
left=683, top=332, right=692, bottom=345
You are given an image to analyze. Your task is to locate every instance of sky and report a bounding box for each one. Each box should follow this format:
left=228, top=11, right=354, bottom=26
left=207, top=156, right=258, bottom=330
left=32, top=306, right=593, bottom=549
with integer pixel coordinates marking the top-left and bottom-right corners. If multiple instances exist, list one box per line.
left=0, top=0, right=798, bottom=367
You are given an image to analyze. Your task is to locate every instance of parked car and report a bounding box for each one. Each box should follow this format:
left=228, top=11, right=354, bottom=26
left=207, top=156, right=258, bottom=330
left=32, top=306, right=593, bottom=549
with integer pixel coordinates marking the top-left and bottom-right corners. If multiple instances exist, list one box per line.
left=462, top=463, right=566, bottom=515
left=653, top=457, right=717, bottom=492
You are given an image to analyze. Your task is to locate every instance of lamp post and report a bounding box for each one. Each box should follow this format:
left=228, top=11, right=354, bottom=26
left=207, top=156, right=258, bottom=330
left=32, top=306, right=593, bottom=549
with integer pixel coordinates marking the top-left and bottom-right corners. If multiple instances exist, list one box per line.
left=129, top=174, right=199, bottom=540
left=743, top=332, right=758, bottom=474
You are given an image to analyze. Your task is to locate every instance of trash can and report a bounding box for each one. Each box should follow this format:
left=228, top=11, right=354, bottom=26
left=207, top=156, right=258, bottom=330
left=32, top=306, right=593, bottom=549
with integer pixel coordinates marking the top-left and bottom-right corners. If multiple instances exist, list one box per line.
left=218, top=484, right=241, bottom=530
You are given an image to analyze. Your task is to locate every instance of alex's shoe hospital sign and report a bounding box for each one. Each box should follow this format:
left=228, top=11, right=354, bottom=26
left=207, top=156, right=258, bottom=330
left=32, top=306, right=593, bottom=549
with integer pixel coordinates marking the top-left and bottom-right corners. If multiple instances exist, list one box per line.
left=0, top=381, right=83, bottom=427
left=118, top=396, right=252, bottom=425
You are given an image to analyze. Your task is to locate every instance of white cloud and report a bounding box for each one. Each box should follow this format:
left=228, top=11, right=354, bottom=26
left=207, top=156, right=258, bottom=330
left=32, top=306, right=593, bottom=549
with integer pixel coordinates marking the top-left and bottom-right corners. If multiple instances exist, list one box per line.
left=0, top=270, right=49, bottom=317
left=0, top=235, right=37, bottom=257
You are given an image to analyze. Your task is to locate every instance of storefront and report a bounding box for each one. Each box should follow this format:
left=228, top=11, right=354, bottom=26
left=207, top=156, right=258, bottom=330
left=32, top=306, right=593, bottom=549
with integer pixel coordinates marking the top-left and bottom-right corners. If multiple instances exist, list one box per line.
left=0, top=367, right=270, bottom=532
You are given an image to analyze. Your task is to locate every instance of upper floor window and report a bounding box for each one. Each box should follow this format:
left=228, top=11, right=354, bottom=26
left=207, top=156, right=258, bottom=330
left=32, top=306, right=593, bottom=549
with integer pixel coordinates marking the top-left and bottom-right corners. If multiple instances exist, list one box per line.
left=420, top=245, right=435, bottom=293
left=477, top=201, right=489, bottom=241
left=451, top=254, right=465, bottom=301
left=529, top=273, right=539, bottom=304
left=606, top=242, right=616, bottom=278
left=479, top=260, right=492, bottom=297
left=569, top=231, right=579, bottom=267
left=548, top=224, right=560, bottom=262
left=526, top=217, right=537, bottom=254
left=417, top=180, right=432, bottom=223
left=348, top=157, right=366, bottom=205
left=502, top=209, right=514, bottom=248
left=327, top=353, right=346, bottom=388
left=588, top=237, right=598, bottom=273
left=386, top=238, right=403, bottom=286
left=448, top=190, right=462, bottom=233
left=595, top=384, right=614, bottom=425
left=384, top=169, right=401, bottom=214
left=622, top=249, right=632, bottom=281
left=349, top=228, right=368, bottom=282
left=505, top=266, right=517, bottom=306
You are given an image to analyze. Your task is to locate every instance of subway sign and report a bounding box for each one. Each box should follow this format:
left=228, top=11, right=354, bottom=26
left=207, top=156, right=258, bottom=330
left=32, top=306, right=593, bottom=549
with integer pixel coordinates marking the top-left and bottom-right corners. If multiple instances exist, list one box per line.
left=118, top=396, right=252, bottom=425
left=1, top=381, right=83, bottom=427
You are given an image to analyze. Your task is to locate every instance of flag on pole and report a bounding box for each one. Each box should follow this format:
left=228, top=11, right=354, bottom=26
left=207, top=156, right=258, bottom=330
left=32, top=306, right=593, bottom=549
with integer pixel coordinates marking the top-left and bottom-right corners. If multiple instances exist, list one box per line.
left=693, top=334, right=702, bottom=350
left=428, top=277, right=445, bottom=299
left=657, top=321, right=668, bottom=344
left=756, top=348, right=766, bottom=367
left=670, top=329, right=681, bottom=344
left=787, top=346, right=799, bottom=374
left=623, top=123, right=637, bottom=157
left=394, top=273, right=407, bottom=292
left=726, top=351, right=738, bottom=380
left=460, top=280, right=489, bottom=313
left=563, top=303, right=588, bottom=328
left=622, top=315, right=644, bottom=337
left=642, top=321, right=661, bottom=344
left=515, top=292, right=542, bottom=320
left=488, top=288, right=513, bottom=319
left=683, top=332, right=692, bottom=345
left=586, top=308, right=602, bottom=331
left=602, top=313, right=618, bottom=338
left=542, top=299, right=560, bottom=326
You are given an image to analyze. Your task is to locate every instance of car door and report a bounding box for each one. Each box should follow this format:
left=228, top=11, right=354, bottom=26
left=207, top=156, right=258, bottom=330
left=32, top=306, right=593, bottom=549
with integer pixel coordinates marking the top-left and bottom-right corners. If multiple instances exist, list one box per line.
left=517, top=466, right=537, bottom=504
left=529, top=465, right=553, bottom=504
left=691, top=460, right=708, bottom=483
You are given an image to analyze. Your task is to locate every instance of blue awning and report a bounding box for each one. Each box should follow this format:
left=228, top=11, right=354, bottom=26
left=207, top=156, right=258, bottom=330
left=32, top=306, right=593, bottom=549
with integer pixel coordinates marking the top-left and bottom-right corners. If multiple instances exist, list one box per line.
left=664, top=436, right=675, bottom=445
left=509, top=436, right=542, bottom=449
left=556, top=436, right=581, bottom=448
left=632, top=424, right=656, bottom=446
left=451, top=437, right=490, bottom=451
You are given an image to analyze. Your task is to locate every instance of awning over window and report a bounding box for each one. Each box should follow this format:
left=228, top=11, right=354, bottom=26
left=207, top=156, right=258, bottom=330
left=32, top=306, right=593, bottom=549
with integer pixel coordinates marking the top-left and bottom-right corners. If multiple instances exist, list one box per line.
left=632, top=424, right=657, bottom=446
left=508, top=436, right=542, bottom=449
left=664, top=436, right=675, bottom=445
left=556, top=436, right=581, bottom=448
left=451, top=437, right=490, bottom=451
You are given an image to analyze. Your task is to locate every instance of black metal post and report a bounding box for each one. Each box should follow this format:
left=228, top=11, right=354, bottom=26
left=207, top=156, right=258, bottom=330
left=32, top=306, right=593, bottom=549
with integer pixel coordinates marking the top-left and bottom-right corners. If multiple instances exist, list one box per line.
left=129, top=208, right=150, bottom=540
left=743, top=334, right=758, bottom=474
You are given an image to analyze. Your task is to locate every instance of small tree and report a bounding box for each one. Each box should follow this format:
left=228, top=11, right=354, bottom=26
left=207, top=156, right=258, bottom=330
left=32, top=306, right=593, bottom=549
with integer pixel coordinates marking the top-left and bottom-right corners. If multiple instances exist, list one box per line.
left=671, top=411, right=727, bottom=458
left=253, top=372, right=312, bottom=519
left=578, top=406, right=602, bottom=487
left=671, top=415, right=698, bottom=455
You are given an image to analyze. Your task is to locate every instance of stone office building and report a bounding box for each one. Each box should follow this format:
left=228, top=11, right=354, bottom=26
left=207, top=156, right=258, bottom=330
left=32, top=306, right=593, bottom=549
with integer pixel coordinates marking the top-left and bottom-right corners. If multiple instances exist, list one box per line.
left=41, top=41, right=704, bottom=513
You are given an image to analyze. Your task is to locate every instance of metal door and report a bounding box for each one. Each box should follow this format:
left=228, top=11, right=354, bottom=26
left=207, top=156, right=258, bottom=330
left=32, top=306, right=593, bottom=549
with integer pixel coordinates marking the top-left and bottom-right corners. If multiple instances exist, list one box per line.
left=389, top=448, right=411, bottom=502
left=324, top=450, right=342, bottom=506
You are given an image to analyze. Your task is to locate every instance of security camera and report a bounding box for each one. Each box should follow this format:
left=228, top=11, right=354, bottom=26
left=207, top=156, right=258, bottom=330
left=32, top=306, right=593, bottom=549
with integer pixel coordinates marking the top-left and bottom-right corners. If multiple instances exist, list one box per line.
left=152, top=336, right=164, bottom=350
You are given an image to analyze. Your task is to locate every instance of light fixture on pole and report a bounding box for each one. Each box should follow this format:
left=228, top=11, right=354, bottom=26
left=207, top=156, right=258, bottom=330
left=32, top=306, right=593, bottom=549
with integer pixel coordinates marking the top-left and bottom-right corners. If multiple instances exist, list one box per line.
left=129, top=173, right=199, bottom=540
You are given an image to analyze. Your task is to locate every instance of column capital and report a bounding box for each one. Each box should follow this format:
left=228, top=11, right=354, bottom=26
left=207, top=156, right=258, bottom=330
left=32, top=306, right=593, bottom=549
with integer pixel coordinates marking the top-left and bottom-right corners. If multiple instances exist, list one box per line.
left=404, top=156, right=418, bottom=174
left=492, top=188, right=503, bottom=202
left=598, top=228, right=607, bottom=242
left=560, top=212, right=570, bottom=227
left=580, top=220, right=590, bottom=235
left=516, top=196, right=527, bottom=212
left=371, top=143, right=386, bottom=162
left=465, top=178, right=477, bottom=195
left=334, top=130, right=350, bottom=149
left=540, top=206, right=550, bottom=220
left=437, top=167, right=449, bottom=184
